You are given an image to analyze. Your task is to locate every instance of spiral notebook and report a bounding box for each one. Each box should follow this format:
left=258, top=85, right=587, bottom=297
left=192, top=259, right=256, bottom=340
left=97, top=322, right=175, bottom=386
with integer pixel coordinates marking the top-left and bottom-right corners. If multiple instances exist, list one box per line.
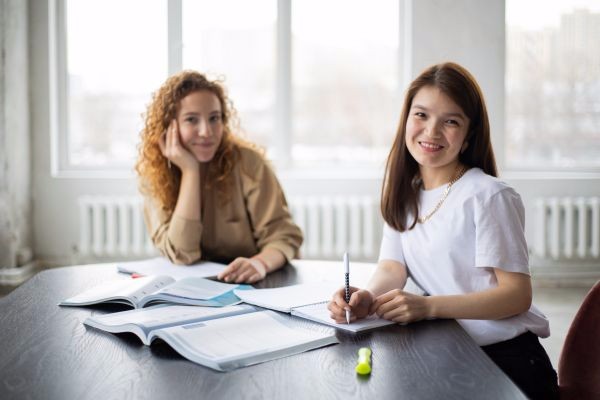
left=290, top=302, right=396, bottom=333
left=233, top=283, right=396, bottom=333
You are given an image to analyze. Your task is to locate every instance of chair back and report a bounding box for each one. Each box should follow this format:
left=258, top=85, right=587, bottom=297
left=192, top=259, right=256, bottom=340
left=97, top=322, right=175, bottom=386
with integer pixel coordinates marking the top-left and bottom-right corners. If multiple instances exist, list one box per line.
left=558, top=280, right=600, bottom=399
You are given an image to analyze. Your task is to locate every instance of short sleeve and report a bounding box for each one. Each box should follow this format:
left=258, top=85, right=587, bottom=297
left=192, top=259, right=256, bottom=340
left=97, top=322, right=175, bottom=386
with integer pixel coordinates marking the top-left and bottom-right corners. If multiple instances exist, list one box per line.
left=378, top=223, right=406, bottom=265
left=474, top=188, right=530, bottom=273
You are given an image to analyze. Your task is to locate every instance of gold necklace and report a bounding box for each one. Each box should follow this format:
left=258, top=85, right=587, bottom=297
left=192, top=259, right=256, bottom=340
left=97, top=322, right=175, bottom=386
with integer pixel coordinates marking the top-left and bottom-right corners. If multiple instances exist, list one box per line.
left=418, top=165, right=467, bottom=224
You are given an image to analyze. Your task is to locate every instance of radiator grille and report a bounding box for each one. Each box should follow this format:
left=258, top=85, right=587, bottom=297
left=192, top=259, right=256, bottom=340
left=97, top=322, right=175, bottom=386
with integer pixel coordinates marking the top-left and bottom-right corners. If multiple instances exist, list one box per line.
left=78, top=196, right=155, bottom=257
left=78, top=195, right=381, bottom=261
left=289, top=196, right=379, bottom=259
left=534, top=197, right=600, bottom=260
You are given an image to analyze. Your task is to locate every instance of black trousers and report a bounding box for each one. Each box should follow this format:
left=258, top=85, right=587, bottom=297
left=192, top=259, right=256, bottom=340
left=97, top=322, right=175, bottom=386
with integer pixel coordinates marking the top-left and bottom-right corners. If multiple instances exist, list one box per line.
left=481, top=331, right=559, bottom=400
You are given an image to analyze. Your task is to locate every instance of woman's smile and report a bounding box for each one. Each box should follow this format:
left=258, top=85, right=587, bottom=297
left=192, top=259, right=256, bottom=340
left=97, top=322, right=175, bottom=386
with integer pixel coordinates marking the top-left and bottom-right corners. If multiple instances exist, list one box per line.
left=418, top=141, right=444, bottom=152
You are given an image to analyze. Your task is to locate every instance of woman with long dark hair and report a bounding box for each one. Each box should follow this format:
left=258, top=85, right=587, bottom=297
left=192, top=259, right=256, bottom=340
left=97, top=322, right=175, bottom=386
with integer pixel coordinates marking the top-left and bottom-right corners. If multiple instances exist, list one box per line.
left=328, top=62, right=558, bottom=399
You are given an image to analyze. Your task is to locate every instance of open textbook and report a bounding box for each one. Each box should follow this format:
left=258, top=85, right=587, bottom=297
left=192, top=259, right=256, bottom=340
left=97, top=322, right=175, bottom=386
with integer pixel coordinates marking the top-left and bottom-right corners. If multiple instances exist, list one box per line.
left=84, top=304, right=338, bottom=371
left=234, top=283, right=396, bottom=333
left=60, top=275, right=252, bottom=308
left=117, top=257, right=227, bottom=280
left=84, top=304, right=257, bottom=344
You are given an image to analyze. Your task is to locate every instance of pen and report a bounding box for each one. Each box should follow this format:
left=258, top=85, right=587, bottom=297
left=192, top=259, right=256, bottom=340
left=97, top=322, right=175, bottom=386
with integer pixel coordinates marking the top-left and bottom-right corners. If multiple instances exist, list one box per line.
left=344, top=251, right=350, bottom=324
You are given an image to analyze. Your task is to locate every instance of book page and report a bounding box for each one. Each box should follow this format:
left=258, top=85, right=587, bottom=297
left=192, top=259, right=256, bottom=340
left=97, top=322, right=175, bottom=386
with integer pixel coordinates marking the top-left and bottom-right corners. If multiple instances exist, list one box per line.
left=60, top=275, right=174, bottom=306
left=117, top=257, right=226, bottom=280
left=162, top=311, right=336, bottom=364
left=156, top=278, right=245, bottom=300
left=87, top=304, right=256, bottom=331
left=139, top=279, right=254, bottom=307
left=233, top=282, right=339, bottom=312
left=291, top=302, right=396, bottom=333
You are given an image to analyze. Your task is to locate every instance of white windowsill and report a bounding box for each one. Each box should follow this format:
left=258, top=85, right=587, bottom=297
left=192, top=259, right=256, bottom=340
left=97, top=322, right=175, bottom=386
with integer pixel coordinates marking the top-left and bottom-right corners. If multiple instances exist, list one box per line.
left=51, top=167, right=600, bottom=181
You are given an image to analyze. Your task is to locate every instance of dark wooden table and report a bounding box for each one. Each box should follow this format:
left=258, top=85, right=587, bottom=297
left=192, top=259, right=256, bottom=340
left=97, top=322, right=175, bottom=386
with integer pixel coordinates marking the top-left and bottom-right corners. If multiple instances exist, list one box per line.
left=0, top=260, right=525, bottom=400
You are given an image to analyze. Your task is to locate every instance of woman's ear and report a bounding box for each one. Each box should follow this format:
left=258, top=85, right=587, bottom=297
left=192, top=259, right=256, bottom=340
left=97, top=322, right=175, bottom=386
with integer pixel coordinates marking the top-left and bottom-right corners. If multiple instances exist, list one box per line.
left=460, top=141, right=469, bottom=154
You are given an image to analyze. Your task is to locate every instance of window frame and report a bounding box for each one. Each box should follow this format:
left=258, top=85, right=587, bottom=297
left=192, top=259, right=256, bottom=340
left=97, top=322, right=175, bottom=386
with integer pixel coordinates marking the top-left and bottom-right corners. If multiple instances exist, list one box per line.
left=50, top=0, right=173, bottom=178
left=503, top=2, right=600, bottom=175
left=49, top=0, right=598, bottom=179
left=49, top=0, right=408, bottom=178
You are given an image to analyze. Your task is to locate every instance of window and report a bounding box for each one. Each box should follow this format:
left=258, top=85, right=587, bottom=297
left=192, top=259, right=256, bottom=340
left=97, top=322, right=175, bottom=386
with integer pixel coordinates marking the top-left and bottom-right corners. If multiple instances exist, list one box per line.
left=55, top=0, right=400, bottom=173
left=292, top=0, right=400, bottom=168
left=64, top=0, right=167, bottom=169
left=182, top=0, right=276, bottom=150
left=506, top=0, right=600, bottom=169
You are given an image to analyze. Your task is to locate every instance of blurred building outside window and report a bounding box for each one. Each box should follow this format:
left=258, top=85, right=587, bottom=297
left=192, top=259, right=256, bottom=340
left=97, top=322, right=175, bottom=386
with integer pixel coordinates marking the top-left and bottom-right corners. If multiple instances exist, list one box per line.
left=60, top=0, right=400, bottom=172
left=506, top=0, right=600, bottom=169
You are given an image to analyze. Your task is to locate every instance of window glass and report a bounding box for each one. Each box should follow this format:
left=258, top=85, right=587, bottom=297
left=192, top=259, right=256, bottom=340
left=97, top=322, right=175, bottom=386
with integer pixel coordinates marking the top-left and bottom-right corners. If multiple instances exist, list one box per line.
left=66, top=0, right=168, bottom=168
left=182, top=0, right=276, bottom=150
left=63, top=1, right=401, bottom=171
left=506, top=0, right=600, bottom=168
left=291, top=0, right=400, bottom=168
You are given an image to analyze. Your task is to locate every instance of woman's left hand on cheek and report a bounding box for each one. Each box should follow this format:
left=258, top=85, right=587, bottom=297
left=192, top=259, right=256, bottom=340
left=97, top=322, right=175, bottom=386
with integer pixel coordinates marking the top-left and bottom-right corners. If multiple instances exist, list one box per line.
left=370, top=290, right=431, bottom=323
left=218, top=257, right=267, bottom=284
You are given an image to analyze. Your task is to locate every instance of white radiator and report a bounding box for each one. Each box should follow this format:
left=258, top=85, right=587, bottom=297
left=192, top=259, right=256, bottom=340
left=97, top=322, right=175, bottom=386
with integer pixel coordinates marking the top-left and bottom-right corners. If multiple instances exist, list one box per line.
left=78, top=196, right=156, bottom=257
left=534, top=197, right=600, bottom=260
left=289, top=196, right=379, bottom=259
left=78, top=195, right=381, bottom=260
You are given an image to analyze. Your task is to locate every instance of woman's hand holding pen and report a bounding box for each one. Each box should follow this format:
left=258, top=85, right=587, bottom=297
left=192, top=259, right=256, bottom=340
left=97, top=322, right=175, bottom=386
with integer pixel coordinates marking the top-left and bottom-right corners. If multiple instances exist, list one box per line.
left=370, top=290, right=431, bottom=323
left=328, top=287, right=431, bottom=324
left=159, top=119, right=198, bottom=173
left=328, top=287, right=374, bottom=323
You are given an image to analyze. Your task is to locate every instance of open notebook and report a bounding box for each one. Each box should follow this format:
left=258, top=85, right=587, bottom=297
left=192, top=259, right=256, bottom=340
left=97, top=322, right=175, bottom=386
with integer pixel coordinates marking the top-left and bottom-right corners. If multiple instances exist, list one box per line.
left=84, top=304, right=338, bottom=371
left=233, top=283, right=396, bottom=333
left=59, top=276, right=252, bottom=308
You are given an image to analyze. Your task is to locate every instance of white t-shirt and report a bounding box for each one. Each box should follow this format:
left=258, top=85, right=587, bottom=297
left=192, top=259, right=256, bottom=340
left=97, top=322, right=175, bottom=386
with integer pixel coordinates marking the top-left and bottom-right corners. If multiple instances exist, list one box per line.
left=378, top=168, right=550, bottom=346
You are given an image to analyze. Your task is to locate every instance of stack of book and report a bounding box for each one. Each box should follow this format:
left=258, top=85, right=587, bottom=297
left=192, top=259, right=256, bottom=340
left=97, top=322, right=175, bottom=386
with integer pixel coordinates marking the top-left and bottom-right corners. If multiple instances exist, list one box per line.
left=59, top=257, right=395, bottom=371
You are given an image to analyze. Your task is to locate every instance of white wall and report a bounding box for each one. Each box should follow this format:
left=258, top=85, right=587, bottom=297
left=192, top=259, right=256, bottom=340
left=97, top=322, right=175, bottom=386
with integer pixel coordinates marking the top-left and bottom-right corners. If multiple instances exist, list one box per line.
left=0, top=0, right=32, bottom=269
left=27, top=0, right=600, bottom=277
left=407, top=0, right=505, bottom=166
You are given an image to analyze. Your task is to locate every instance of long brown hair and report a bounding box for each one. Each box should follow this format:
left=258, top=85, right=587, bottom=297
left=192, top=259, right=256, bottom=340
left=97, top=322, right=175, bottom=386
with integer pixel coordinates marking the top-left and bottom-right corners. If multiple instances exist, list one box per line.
left=135, top=70, right=255, bottom=212
left=381, top=62, right=498, bottom=232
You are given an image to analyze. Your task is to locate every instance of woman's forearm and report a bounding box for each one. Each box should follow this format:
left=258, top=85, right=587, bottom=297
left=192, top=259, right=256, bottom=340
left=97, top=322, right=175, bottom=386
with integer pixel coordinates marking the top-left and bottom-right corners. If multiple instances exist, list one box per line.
left=173, top=169, right=201, bottom=221
left=426, top=270, right=532, bottom=320
left=366, top=260, right=408, bottom=297
left=253, top=248, right=287, bottom=274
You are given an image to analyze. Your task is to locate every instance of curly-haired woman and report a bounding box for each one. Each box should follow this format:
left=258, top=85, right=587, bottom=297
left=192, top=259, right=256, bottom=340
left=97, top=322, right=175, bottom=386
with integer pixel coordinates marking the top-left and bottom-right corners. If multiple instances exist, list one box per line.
left=136, top=70, right=303, bottom=283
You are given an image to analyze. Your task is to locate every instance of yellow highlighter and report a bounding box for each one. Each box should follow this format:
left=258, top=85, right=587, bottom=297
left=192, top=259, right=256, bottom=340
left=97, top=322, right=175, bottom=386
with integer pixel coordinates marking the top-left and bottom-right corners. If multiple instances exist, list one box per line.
left=355, top=347, right=372, bottom=375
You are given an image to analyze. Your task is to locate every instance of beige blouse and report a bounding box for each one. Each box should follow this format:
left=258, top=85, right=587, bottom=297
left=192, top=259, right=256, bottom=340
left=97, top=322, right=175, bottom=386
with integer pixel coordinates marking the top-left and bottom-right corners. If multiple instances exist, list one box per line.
left=143, top=146, right=303, bottom=265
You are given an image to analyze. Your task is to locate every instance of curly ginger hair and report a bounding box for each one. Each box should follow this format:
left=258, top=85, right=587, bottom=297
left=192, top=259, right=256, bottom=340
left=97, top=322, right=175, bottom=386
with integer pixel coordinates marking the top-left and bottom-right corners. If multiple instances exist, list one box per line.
left=135, top=70, right=251, bottom=213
